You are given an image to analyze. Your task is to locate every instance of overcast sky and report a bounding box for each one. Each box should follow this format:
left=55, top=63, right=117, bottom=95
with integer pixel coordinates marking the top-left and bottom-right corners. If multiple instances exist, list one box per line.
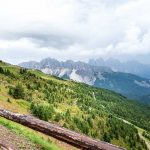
left=0, top=0, right=150, bottom=64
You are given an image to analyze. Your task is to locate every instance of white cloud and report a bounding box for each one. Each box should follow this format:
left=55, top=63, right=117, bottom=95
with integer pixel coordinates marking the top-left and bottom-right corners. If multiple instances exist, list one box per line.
left=0, top=0, right=150, bottom=64
left=134, top=80, right=150, bottom=88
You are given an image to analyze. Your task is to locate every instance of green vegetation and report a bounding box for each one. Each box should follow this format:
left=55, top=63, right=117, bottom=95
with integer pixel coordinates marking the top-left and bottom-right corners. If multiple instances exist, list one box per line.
left=0, top=60, right=150, bottom=150
left=9, top=84, right=25, bottom=99
left=0, top=117, right=59, bottom=150
left=143, top=131, right=150, bottom=141
left=30, top=102, right=55, bottom=121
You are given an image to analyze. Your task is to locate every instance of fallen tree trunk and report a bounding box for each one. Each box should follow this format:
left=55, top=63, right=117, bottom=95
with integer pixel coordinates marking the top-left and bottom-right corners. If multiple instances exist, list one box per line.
left=0, top=108, right=124, bottom=150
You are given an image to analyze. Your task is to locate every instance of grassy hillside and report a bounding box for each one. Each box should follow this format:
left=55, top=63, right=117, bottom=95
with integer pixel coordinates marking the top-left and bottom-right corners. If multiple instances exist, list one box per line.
left=0, top=116, right=78, bottom=150
left=0, top=117, right=59, bottom=150
left=0, top=60, right=150, bottom=150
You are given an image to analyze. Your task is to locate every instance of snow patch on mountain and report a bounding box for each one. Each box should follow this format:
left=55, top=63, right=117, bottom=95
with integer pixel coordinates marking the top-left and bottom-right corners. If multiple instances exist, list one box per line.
left=42, top=68, right=53, bottom=74
left=59, top=68, right=70, bottom=77
left=84, top=76, right=96, bottom=85
left=69, top=69, right=83, bottom=82
left=69, top=69, right=96, bottom=85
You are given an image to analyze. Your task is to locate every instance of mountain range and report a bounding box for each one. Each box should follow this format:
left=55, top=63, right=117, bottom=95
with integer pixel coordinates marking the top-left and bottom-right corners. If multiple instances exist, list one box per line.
left=89, top=58, right=150, bottom=79
left=19, top=58, right=150, bottom=104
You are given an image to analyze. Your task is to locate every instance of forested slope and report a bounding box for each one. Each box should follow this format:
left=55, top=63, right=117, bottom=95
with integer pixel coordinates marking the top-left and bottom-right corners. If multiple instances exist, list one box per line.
left=0, top=60, right=150, bottom=150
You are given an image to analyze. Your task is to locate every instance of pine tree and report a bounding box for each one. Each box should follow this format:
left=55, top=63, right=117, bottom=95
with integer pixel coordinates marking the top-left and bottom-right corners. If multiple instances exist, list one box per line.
left=12, top=84, right=25, bottom=99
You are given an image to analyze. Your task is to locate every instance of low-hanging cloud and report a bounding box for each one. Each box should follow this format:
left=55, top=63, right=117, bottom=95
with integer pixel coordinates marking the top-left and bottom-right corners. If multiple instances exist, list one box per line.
left=0, top=0, right=150, bottom=64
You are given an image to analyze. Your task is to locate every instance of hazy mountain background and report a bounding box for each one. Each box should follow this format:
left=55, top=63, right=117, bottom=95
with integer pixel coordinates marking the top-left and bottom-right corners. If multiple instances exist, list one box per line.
left=89, top=58, right=150, bottom=79
left=19, top=58, right=150, bottom=104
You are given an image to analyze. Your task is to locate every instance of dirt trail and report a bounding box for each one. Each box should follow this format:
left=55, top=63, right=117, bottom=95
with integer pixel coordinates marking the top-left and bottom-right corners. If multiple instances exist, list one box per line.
left=0, top=125, right=41, bottom=150
left=138, top=128, right=150, bottom=150
left=118, top=118, right=150, bottom=150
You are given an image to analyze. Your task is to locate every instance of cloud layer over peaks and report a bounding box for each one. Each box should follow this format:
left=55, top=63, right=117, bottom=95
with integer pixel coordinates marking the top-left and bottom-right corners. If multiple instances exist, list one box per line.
left=0, top=0, right=150, bottom=64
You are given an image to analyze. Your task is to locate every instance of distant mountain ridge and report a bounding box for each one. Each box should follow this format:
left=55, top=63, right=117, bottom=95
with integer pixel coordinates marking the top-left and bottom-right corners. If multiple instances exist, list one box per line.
left=89, top=58, right=150, bottom=79
left=19, top=58, right=112, bottom=85
left=19, top=58, right=150, bottom=104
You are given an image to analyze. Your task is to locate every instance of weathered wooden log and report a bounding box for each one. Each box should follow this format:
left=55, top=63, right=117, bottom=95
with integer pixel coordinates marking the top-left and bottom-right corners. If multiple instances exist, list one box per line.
left=0, top=108, right=125, bottom=150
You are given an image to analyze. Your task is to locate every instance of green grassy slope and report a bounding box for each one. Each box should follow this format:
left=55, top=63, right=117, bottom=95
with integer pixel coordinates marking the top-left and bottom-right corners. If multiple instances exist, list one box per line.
left=0, top=117, right=59, bottom=150
left=0, top=60, right=150, bottom=150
